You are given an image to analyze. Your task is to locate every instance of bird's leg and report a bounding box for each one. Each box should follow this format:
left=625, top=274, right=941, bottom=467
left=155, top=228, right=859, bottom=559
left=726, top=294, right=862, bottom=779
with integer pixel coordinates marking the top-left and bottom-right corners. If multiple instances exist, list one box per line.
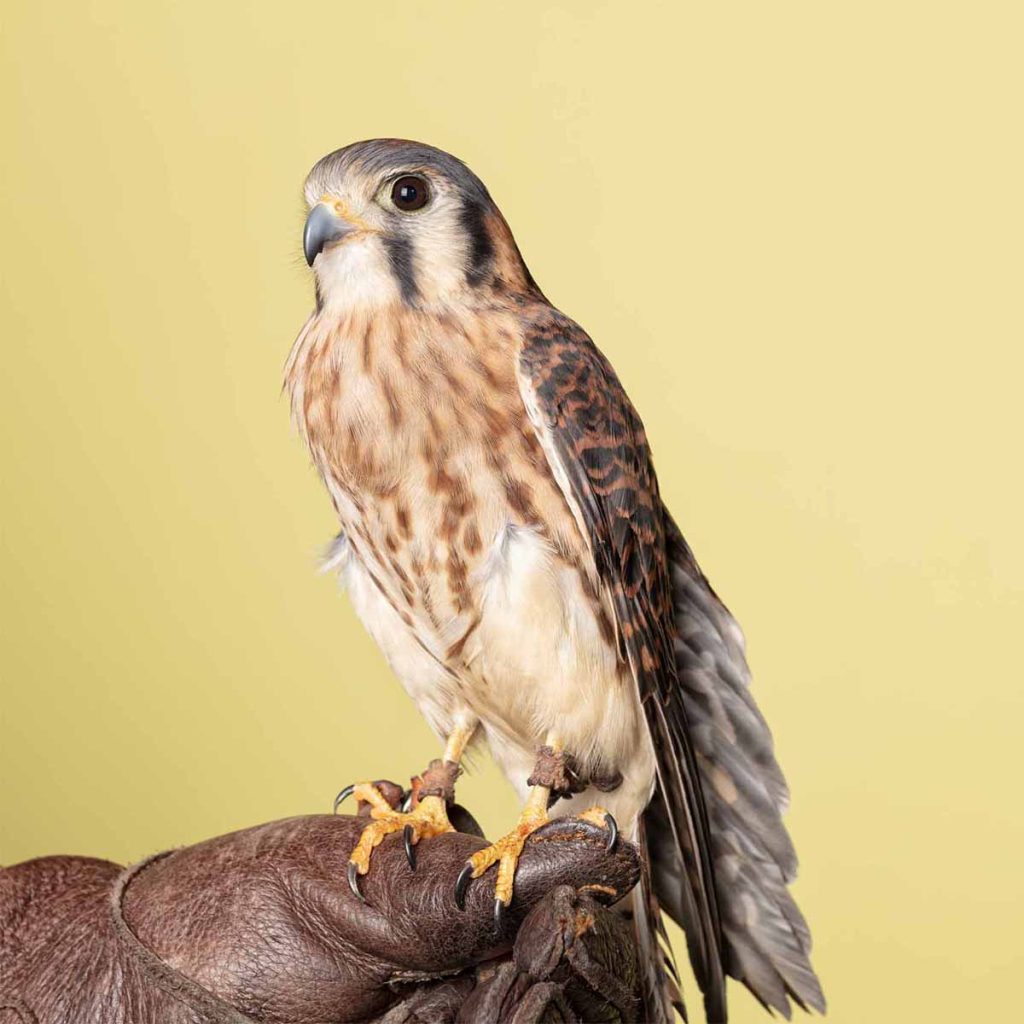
left=341, top=715, right=478, bottom=900
left=454, top=735, right=618, bottom=928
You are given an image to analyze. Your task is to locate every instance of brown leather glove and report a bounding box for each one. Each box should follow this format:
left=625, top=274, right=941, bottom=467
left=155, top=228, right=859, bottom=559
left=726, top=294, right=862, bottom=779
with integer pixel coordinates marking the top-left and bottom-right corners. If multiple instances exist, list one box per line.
left=1, top=800, right=643, bottom=1023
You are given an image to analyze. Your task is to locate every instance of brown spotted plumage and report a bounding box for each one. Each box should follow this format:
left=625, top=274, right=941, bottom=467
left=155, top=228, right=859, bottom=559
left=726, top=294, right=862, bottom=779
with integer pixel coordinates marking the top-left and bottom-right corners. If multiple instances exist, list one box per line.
left=286, top=139, right=824, bottom=1023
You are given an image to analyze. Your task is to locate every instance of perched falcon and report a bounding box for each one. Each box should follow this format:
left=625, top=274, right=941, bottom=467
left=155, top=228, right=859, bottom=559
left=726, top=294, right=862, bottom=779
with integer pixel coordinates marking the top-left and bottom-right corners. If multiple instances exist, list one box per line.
left=285, top=139, right=825, bottom=1023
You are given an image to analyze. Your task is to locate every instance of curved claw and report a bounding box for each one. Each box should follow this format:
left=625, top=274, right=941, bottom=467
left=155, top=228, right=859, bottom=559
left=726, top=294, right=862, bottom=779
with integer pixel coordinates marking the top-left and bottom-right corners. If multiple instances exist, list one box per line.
left=347, top=861, right=365, bottom=903
left=454, top=861, right=474, bottom=911
left=493, top=898, right=508, bottom=932
left=333, top=783, right=357, bottom=814
left=604, top=811, right=619, bottom=853
left=403, top=824, right=417, bottom=870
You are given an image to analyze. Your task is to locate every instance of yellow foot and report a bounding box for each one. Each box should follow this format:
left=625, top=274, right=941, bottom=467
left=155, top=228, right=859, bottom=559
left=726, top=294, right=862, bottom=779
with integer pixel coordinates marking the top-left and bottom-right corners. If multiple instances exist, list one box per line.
left=454, top=804, right=618, bottom=929
left=339, top=783, right=454, bottom=901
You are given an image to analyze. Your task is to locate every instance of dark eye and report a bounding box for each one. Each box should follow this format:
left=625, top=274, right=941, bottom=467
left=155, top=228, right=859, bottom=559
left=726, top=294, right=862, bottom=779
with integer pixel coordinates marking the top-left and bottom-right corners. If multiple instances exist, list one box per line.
left=391, top=175, right=430, bottom=212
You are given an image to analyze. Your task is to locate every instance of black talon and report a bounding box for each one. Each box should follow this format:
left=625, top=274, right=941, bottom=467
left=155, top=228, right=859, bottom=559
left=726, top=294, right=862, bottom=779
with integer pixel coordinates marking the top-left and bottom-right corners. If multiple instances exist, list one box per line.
left=604, top=811, right=619, bottom=853
left=347, top=861, right=365, bottom=903
left=333, top=784, right=356, bottom=814
left=454, top=862, right=474, bottom=910
left=404, top=824, right=417, bottom=870
left=493, top=898, right=508, bottom=932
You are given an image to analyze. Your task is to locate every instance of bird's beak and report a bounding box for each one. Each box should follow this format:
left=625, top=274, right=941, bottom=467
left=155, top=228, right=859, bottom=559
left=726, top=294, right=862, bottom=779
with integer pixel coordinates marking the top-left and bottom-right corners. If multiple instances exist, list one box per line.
left=303, top=201, right=360, bottom=266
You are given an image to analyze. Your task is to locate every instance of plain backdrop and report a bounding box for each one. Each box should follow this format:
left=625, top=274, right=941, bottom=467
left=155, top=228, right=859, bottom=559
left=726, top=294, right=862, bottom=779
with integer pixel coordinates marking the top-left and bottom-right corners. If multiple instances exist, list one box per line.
left=2, top=3, right=1022, bottom=1021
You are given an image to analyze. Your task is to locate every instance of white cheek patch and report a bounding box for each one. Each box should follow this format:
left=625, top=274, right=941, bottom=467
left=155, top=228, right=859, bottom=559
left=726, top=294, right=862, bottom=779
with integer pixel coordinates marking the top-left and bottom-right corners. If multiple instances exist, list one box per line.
left=409, top=210, right=474, bottom=301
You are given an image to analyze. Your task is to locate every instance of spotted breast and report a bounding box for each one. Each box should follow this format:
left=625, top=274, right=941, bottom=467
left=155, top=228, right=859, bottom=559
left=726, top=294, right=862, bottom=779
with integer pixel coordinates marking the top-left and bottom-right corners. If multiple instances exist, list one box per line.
left=286, top=298, right=653, bottom=812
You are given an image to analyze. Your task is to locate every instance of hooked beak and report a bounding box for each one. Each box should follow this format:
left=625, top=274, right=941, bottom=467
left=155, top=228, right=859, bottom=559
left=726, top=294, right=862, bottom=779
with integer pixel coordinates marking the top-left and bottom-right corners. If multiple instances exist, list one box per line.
left=303, top=202, right=358, bottom=266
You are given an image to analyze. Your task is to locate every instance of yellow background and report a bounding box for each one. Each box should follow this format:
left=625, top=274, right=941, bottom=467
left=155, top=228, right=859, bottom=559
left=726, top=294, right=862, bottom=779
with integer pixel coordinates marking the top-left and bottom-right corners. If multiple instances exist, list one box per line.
left=2, top=2, right=1021, bottom=1021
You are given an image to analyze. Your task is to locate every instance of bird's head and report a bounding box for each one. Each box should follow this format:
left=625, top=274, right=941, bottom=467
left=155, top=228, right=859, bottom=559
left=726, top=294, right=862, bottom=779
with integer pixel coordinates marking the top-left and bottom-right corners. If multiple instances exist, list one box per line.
left=302, top=139, right=540, bottom=312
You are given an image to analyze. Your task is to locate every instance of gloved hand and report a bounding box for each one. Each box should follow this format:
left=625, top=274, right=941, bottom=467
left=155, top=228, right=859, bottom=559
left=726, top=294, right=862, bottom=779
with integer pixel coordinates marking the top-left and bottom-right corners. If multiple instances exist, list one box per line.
left=0, top=790, right=644, bottom=1023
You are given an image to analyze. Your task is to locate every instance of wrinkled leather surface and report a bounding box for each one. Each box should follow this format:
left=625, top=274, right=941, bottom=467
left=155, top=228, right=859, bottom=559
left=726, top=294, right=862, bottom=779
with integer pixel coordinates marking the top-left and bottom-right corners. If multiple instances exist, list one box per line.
left=1, top=806, right=642, bottom=1023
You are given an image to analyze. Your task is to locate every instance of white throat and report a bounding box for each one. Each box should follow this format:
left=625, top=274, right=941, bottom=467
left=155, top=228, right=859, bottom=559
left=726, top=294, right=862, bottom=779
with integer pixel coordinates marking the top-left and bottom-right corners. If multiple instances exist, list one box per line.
left=314, top=238, right=402, bottom=314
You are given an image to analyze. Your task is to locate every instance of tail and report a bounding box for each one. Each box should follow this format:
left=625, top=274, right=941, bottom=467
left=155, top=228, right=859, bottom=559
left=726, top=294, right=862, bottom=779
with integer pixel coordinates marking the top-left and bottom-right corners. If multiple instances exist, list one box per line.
left=654, top=511, right=827, bottom=1019
left=630, top=815, right=687, bottom=1023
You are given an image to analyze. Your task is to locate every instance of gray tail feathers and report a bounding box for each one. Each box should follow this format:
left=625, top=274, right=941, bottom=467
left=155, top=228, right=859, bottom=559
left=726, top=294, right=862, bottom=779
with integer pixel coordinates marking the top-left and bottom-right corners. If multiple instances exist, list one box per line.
left=658, top=512, right=827, bottom=1019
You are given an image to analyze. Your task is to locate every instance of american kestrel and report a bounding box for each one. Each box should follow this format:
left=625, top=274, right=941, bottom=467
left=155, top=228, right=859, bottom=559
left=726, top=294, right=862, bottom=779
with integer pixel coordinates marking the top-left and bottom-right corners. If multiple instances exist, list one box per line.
left=285, top=139, right=824, bottom=1022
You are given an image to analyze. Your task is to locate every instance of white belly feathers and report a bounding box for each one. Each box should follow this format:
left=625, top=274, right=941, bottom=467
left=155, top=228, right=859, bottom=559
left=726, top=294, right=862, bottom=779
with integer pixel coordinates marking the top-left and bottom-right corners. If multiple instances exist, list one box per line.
left=329, top=521, right=657, bottom=829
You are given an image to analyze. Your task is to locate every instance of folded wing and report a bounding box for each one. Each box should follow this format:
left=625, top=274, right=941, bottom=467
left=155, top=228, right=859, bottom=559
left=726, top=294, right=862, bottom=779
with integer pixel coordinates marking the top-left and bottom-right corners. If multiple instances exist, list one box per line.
left=517, top=310, right=726, bottom=1021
